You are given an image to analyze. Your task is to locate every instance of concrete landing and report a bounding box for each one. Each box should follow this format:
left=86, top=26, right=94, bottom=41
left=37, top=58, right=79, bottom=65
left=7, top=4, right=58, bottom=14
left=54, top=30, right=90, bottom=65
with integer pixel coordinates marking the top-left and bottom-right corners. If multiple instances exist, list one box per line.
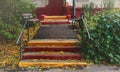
left=33, top=24, right=77, bottom=39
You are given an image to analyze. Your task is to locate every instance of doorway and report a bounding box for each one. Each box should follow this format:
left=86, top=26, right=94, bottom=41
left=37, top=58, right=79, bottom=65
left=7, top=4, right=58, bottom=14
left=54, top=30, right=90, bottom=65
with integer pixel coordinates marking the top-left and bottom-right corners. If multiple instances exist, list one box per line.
left=46, top=0, right=65, bottom=15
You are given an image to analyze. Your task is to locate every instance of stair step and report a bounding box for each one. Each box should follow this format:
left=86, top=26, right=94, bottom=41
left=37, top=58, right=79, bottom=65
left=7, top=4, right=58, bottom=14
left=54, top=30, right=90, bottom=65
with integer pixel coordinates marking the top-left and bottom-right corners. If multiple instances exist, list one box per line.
left=20, top=59, right=82, bottom=62
left=41, top=19, right=69, bottom=22
left=24, top=46, right=80, bottom=52
left=22, top=52, right=81, bottom=60
left=28, top=39, right=78, bottom=46
left=44, top=19, right=69, bottom=21
left=41, top=22, right=70, bottom=24
left=19, top=61, right=88, bottom=67
left=42, top=16, right=67, bottom=19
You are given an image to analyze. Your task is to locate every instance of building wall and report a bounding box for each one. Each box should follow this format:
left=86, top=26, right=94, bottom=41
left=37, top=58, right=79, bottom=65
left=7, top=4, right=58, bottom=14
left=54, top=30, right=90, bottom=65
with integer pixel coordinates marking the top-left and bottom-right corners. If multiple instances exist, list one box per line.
left=31, top=0, right=49, bottom=7
left=75, top=0, right=120, bottom=8
left=31, top=0, right=120, bottom=18
left=33, top=0, right=65, bottom=18
left=31, top=0, right=120, bottom=8
left=72, top=0, right=120, bottom=18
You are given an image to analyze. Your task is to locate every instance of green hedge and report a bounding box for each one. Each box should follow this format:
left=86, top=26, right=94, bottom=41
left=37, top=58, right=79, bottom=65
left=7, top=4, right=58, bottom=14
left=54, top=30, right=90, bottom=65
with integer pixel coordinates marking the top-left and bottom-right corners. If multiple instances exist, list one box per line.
left=79, top=10, right=120, bottom=64
left=0, top=0, right=35, bottom=40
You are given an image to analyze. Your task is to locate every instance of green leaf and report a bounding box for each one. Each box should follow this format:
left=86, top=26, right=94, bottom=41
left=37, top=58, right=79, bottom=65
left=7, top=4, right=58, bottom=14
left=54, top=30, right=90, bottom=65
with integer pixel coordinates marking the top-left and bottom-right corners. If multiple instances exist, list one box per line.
left=115, top=55, right=120, bottom=59
left=108, top=53, right=113, bottom=58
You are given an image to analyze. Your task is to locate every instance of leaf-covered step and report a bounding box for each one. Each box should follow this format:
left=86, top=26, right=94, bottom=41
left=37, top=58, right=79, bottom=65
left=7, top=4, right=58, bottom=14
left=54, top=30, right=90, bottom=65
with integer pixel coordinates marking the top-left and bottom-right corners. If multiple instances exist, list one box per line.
left=28, top=39, right=78, bottom=46
left=22, top=52, right=81, bottom=60
left=24, top=46, right=80, bottom=52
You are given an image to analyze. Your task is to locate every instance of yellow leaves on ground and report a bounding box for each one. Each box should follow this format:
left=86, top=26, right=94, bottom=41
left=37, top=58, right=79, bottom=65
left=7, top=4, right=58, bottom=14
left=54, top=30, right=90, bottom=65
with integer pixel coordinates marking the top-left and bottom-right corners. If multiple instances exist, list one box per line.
left=0, top=23, right=40, bottom=69
left=0, top=43, right=19, bottom=69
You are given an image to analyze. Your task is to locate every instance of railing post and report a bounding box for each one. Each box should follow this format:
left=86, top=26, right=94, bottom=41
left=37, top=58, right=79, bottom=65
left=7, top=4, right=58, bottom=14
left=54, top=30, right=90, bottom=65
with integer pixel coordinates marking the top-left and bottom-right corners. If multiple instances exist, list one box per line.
left=22, top=13, right=32, bottom=41
left=20, top=37, right=22, bottom=59
left=27, top=18, right=30, bottom=41
left=81, top=16, right=91, bottom=39
left=73, top=0, right=76, bottom=18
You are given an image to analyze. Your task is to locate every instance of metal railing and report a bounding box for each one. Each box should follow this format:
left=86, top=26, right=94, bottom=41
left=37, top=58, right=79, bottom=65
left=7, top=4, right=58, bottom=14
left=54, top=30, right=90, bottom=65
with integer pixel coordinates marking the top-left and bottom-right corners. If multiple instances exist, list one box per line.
left=81, top=15, right=91, bottom=39
left=16, top=19, right=30, bottom=59
left=16, top=14, right=32, bottom=59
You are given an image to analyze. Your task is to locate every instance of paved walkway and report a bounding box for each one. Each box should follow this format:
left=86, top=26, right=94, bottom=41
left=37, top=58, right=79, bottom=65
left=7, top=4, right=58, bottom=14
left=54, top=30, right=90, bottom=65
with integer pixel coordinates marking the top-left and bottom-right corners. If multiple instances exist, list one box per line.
left=1, top=64, right=119, bottom=72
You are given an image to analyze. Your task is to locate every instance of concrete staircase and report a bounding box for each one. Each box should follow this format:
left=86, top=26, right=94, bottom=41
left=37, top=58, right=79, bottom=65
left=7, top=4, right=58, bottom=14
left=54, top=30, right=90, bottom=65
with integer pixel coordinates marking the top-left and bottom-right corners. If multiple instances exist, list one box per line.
left=19, top=16, right=88, bottom=68
left=19, top=39, right=88, bottom=68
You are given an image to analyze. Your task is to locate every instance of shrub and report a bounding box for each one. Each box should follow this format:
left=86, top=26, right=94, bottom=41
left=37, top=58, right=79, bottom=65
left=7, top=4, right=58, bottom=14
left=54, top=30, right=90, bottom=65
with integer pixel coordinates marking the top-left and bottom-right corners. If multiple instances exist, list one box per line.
left=0, top=0, right=35, bottom=40
left=79, top=10, right=120, bottom=64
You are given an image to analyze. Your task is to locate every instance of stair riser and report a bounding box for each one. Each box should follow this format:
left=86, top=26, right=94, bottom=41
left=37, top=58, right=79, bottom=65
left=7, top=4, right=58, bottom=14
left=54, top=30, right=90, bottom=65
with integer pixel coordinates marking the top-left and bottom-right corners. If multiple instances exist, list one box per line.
left=22, top=55, right=81, bottom=60
left=24, top=47, right=80, bottom=52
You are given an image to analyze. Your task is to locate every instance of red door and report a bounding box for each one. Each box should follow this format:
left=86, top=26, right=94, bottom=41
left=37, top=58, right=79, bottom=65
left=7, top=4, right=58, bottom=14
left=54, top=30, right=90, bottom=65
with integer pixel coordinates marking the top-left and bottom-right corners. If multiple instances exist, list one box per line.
left=46, top=0, right=64, bottom=15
